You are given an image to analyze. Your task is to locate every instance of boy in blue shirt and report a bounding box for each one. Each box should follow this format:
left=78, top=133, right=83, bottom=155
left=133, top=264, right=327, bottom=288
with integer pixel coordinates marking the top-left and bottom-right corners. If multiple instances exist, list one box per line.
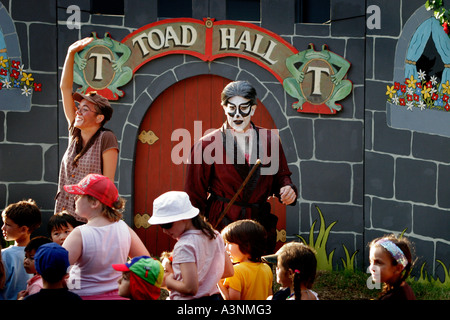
left=1, top=199, right=41, bottom=299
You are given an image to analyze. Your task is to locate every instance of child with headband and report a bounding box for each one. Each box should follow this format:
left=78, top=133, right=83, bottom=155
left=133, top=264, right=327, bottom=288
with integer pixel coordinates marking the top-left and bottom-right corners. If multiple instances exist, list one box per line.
left=369, top=235, right=416, bottom=300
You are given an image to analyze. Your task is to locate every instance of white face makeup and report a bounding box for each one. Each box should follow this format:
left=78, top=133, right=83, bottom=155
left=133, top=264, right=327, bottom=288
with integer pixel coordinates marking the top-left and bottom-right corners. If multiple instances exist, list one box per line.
left=223, top=96, right=256, bottom=132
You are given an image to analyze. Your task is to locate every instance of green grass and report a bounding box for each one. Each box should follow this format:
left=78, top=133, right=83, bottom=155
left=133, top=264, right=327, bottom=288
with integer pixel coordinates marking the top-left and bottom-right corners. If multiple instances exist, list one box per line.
left=159, top=269, right=450, bottom=300
left=313, top=270, right=378, bottom=300
left=310, top=270, right=450, bottom=300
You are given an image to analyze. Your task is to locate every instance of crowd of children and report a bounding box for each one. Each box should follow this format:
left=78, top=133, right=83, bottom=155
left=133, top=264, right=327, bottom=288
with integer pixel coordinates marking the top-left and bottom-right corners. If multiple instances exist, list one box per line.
left=1, top=173, right=417, bottom=301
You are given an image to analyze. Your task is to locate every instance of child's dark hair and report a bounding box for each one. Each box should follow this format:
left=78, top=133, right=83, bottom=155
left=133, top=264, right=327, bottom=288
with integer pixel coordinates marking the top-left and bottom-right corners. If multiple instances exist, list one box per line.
left=48, top=211, right=81, bottom=235
left=369, top=234, right=414, bottom=298
left=25, top=236, right=52, bottom=253
left=221, top=219, right=267, bottom=262
left=2, top=199, right=41, bottom=233
left=192, top=214, right=216, bottom=240
left=277, top=242, right=317, bottom=300
left=221, top=81, right=257, bottom=106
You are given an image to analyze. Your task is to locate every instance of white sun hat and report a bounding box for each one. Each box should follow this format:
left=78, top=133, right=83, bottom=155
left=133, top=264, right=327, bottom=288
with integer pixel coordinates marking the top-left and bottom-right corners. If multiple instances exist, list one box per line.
left=149, top=191, right=200, bottom=225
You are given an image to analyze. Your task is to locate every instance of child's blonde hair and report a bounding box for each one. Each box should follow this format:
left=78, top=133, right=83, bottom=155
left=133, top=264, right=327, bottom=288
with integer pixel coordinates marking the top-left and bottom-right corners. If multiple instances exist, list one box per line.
left=86, top=195, right=126, bottom=222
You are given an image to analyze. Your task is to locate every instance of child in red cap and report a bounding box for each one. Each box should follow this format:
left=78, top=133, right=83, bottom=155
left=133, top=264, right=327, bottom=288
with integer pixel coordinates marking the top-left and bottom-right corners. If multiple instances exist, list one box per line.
left=113, top=255, right=164, bottom=300
left=62, top=173, right=149, bottom=300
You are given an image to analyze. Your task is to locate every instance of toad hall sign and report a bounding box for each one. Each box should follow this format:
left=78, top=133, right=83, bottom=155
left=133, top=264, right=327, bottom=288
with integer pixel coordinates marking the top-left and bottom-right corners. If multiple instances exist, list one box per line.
left=75, top=18, right=351, bottom=114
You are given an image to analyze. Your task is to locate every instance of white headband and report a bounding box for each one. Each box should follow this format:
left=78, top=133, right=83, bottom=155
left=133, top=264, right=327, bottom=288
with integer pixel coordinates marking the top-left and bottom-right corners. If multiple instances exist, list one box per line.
left=376, top=239, right=408, bottom=268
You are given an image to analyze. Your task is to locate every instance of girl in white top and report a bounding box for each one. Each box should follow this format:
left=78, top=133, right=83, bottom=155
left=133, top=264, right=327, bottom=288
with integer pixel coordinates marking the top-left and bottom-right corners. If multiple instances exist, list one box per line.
left=63, top=174, right=149, bottom=300
left=149, top=191, right=234, bottom=300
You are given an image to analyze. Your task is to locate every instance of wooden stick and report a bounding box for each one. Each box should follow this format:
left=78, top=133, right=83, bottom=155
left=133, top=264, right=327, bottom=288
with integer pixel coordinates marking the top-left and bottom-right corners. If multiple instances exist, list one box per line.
left=214, top=159, right=262, bottom=229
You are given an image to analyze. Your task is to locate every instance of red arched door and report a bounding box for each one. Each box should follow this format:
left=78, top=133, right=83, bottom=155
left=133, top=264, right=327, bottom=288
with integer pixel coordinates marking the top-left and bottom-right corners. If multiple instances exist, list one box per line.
left=134, top=74, right=285, bottom=256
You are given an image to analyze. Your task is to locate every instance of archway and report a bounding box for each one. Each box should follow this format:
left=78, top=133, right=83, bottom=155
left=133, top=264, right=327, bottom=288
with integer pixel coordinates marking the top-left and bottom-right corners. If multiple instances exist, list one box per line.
left=133, top=74, right=285, bottom=256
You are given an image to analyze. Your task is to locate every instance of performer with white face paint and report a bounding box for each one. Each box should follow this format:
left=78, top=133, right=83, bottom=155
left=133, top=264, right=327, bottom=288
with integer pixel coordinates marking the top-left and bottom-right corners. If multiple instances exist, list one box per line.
left=185, top=81, right=297, bottom=253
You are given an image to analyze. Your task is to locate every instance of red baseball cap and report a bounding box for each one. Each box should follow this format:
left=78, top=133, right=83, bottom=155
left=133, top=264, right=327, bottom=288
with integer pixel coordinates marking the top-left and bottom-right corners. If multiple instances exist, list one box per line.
left=64, top=174, right=118, bottom=208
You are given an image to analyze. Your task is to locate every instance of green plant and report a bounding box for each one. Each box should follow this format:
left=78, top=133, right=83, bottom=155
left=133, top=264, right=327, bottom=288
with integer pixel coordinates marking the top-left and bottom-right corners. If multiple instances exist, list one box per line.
left=425, top=0, right=450, bottom=35
left=294, top=205, right=449, bottom=297
left=296, top=205, right=336, bottom=271
left=411, top=262, right=431, bottom=284
left=341, top=244, right=358, bottom=272
left=431, top=260, right=450, bottom=288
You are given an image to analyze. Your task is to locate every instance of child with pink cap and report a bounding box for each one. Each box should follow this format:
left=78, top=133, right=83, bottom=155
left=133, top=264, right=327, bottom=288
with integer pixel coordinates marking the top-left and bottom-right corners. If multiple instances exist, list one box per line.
left=62, top=173, right=149, bottom=300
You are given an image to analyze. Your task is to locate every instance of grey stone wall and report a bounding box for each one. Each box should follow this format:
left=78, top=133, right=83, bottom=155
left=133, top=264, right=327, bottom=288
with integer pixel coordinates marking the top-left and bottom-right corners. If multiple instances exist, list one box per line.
left=0, top=0, right=448, bottom=278
left=366, top=0, right=450, bottom=279
left=0, top=0, right=58, bottom=238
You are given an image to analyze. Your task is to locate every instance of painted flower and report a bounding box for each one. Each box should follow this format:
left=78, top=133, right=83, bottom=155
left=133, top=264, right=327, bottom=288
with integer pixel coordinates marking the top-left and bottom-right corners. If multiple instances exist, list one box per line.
left=414, top=94, right=420, bottom=101
left=20, top=72, right=34, bottom=86
left=406, top=87, right=414, bottom=95
left=421, top=86, right=431, bottom=99
left=34, top=83, right=42, bottom=92
left=2, top=79, right=11, bottom=89
left=386, top=85, right=396, bottom=98
left=11, top=60, right=20, bottom=69
left=13, top=80, right=21, bottom=88
left=432, top=93, right=439, bottom=101
left=416, top=82, right=422, bottom=89
left=21, top=86, right=31, bottom=96
left=401, top=85, right=407, bottom=93
left=418, top=69, right=426, bottom=81
left=407, top=94, right=413, bottom=101
left=0, top=69, right=7, bottom=76
left=11, top=69, right=20, bottom=79
left=405, top=75, right=417, bottom=88
left=406, top=101, right=414, bottom=111
left=426, top=81, right=432, bottom=89
left=430, top=75, right=438, bottom=86
left=444, top=95, right=449, bottom=102
left=0, top=56, right=7, bottom=68
left=0, top=82, right=3, bottom=90
left=394, top=82, right=400, bottom=90
left=435, top=98, right=443, bottom=107
left=399, top=98, right=406, bottom=106
left=446, top=103, right=450, bottom=111
left=418, top=100, right=426, bottom=110
left=430, top=87, right=437, bottom=95
left=392, top=96, right=399, bottom=105
left=442, top=81, right=450, bottom=95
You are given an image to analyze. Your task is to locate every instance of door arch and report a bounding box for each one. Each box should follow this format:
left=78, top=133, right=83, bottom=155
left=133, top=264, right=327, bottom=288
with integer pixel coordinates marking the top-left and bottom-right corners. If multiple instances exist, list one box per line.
left=134, top=74, right=285, bottom=256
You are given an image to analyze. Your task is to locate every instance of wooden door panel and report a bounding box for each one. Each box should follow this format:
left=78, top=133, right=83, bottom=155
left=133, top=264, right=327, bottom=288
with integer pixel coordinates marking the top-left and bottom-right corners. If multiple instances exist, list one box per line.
left=134, top=75, right=285, bottom=256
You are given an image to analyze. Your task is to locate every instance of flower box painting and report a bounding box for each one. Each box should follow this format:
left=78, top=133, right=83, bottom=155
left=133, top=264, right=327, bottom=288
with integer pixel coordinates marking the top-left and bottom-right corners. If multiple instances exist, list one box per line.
left=0, top=5, right=41, bottom=111
left=387, top=16, right=450, bottom=138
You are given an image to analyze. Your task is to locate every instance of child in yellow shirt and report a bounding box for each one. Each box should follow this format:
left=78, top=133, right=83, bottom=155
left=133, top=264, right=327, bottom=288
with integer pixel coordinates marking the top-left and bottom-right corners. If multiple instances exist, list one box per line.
left=219, top=219, right=273, bottom=300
